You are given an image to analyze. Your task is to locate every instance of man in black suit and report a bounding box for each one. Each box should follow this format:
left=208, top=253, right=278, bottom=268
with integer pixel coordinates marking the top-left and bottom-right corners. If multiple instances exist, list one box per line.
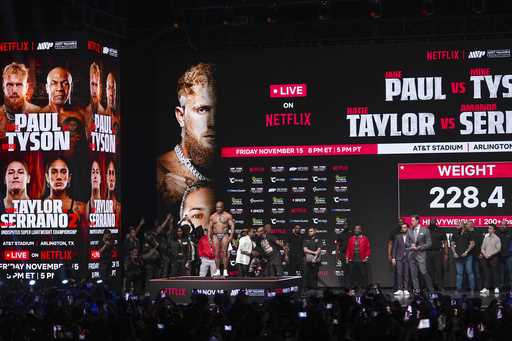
left=406, top=215, right=434, bottom=293
left=392, top=223, right=410, bottom=296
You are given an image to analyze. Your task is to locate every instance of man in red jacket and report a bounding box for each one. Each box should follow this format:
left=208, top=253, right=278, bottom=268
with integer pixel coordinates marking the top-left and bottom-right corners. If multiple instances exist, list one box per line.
left=198, top=235, right=217, bottom=277
left=345, top=225, right=371, bottom=291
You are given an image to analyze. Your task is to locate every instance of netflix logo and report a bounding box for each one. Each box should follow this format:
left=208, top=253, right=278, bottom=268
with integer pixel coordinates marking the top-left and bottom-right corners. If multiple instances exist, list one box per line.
left=4, top=250, right=29, bottom=260
left=270, top=83, right=307, bottom=98
left=90, top=250, right=100, bottom=260
left=88, top=40, right=101, bottom=53
left=40, top=250, right=72, bottom=261
left=249, top=167, right=265, bottom=173
left=271, top=228, right=287, bottom=234
left=162, top=287, right=187, bottom=297
left=0, top=41, right=32, bottom=52
left=426, top=49, right=462, bottom=61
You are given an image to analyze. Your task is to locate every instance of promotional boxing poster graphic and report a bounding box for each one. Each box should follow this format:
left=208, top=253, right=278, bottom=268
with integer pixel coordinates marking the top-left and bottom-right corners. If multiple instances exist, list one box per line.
left=0, top=36, right=121, bottom=285
left=156, top=41, right=512, bottom=286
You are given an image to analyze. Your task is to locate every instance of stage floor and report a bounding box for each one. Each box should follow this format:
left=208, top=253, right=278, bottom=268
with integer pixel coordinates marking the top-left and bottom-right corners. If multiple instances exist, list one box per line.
left=304, top=288, right=505, bottom=308
left=386, top=289, right=505, bottom=308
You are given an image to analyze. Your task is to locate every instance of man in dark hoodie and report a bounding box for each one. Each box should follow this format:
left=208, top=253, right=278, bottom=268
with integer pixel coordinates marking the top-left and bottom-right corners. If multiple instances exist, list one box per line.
left=426, top=218, right=448, bottom=291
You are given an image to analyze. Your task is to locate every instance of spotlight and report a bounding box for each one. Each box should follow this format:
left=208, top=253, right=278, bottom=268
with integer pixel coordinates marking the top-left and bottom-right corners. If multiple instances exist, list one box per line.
left=368, top=0, right=383, bottom=19
left=96, top=279, right=103, bottom=284
left=28, top=279, right=36, bottom=286
left=62, top=279, right=69, bottom=285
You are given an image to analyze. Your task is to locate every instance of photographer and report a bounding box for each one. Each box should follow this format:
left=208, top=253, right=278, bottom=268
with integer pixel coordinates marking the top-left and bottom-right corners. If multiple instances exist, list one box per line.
left=179, top=215, right=204, bottom=276
left=125, top=248, right=144, bottom=294
left=170, top=226, right=192, bottom=276
left=141, top=231, right=160, bottom=291
left=154, top=214, right=173, bottom=277
left=254, top=225, right=283, bottom=276
left=124, top=217, right=144, bottom=257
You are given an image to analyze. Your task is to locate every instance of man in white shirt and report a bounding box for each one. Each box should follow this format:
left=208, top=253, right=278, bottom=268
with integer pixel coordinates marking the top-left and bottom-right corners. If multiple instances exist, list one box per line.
left=236, top=227, right=255, bottom=277
left=479, top=223, right=502, bottom=295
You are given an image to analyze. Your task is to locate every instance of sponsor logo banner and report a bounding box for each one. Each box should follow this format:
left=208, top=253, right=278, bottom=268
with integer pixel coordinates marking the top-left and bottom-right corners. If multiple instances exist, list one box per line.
left=398, top=162, right=512, bottom=179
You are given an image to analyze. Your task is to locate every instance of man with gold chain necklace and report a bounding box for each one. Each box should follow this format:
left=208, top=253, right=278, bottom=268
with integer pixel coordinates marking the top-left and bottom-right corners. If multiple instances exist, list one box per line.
left=156, top=63, right=216, bottom=211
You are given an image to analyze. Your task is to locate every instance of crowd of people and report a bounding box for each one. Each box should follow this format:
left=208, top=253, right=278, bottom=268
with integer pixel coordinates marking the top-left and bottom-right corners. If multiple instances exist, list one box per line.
left=1, top=280, right=512, bottom=341
left=118, top=209, right=512, bottom=298
left=120, top=202, right=325, bottom=294
left=387, top=217, right=512, bottom=297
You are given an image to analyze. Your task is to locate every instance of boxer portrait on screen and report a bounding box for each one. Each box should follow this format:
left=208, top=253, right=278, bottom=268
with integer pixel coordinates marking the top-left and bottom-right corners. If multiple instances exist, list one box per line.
left=179, top=181, right=215, bottom=231
left=44, top=157, right=86, bottom=226
left=86, top=62, right=105, bottom=116
left=106, top=159, right=121, bottom=226
left=105, top=72, right=121, bottom=152
left=0, top=62, right=40, bottom=139
left=83, top=62, right=105, bottom=138
left=157, top=63, right=216, bottom=210
left=3, top=160, right=30, bottom=209
left=42, top=67, right=86, bottom=156
left=86, top=159, right=102, bottom=217
left=41, top=67, right=73, bottom=114
left=105, top=72, right=117, bottom=117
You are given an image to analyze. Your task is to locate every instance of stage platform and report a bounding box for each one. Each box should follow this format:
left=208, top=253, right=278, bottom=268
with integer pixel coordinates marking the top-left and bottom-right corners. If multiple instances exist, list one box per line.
left=149, top=276, right=505, bottom=308
left=149, top=276, right=302, bottom=303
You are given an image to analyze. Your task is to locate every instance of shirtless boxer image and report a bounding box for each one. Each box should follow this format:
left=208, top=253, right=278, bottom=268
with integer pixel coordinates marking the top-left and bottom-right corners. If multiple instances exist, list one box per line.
left=208, top=201, right=234, bottom=276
